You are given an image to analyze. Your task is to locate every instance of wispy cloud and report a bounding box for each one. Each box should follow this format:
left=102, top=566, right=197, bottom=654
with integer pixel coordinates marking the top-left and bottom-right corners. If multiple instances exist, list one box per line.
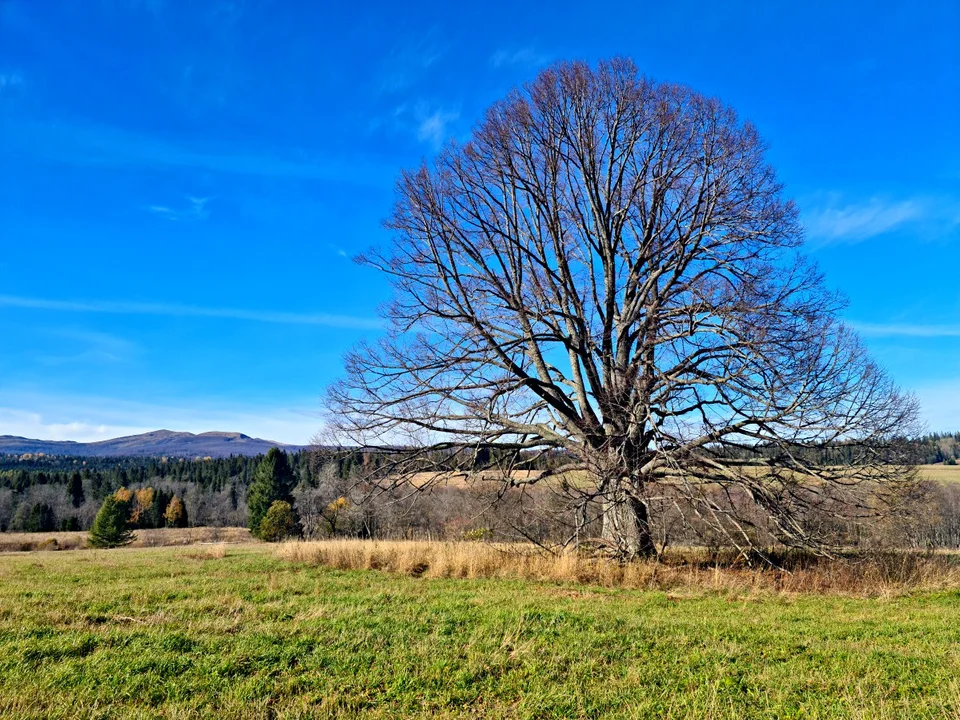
left=0, top=294, right=384, bottom=330
left=378, top=30, right=446, bottom=94
left=490, top=47, right=551, bottom=70
left=0, top=407, right=131, bottom=442
left=1, top=118, right=393, bottom=187
left=416, top=107, right=459, bottom=150
left=34, top=328, right=139, bottom=367
left=803, top=196, right=923, bottom=244
left=149, top=196, right=210, bottom=221
left=120, top=0, right=164, bottom=14
left=851, top=322, right=960, bottom=338
left=0, top=70, right=24, bottom=92
left=0, top=393, right=321, bottom=444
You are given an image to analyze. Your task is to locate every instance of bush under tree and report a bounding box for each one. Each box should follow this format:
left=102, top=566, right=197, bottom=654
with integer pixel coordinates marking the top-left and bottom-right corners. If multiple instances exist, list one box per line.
left=248, top=448, right=296, bottom=538
left=258, top=500, right=298, bottom=542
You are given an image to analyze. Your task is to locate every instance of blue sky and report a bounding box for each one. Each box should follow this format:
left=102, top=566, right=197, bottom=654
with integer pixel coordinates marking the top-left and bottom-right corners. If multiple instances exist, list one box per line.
left=0, top=0, right=958, bottom=444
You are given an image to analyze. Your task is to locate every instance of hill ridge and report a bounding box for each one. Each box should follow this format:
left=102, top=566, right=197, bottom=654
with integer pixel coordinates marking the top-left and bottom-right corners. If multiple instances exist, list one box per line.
left=0, top=430, right=304, bottom=458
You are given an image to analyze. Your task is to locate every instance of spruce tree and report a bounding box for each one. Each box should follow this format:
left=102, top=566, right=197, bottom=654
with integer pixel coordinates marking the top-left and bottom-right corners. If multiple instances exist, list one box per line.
left=88, top=496, right=134, bottom=548
left=247, top=448, right=295, bottom=538
left=24, top=503, right=56, bottom=533
left=67, top=472, right=85, bottom=508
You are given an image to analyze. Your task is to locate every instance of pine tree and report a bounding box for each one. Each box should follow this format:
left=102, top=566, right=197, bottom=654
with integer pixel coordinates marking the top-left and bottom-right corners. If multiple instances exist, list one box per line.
left=24, top=503, right=56, bottom=533
left=88, top=496, right=134, bottom=548
left=150, top=488, right=171, bottom=528
left=247, top=448, right=296, bottom=538
left=67, top=472, right=85, bottom=508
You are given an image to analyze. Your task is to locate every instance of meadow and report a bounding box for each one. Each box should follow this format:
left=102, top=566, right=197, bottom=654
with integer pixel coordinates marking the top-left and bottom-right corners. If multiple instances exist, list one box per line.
left=0, top=525, right=253, bottom=552
left=3, top=543, right=960, bottom=718
left=920, top=464, right=960, bottom=483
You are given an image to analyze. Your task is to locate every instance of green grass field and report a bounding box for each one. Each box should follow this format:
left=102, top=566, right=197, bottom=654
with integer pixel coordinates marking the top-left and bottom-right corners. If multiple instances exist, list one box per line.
left=3, top=546, right=960, bottom=718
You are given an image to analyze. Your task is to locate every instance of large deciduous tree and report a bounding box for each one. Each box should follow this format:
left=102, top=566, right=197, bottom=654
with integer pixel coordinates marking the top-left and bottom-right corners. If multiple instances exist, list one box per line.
left=326, top=59, right=919, bottom=558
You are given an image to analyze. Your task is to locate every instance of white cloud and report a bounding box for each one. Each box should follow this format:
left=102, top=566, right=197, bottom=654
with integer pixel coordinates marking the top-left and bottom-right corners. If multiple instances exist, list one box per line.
left=3, top=118, right=394, bottom=187
left=0, top=408, right=149, bottom=443
left=377, top=31, right=446, bottom=94
left=803, top=196, right=923, bottom=244
left=35, top=328, right=140, bottom=366
left=0, top=294, right=384, bottom=330
left=416, top=108, right=459, bottom=150
left=490, top=47, right=551, bottom=70
left=0, top=70, right=24, bottom=92
left=323, top=242, right=349, bottom=259
left=149, top=195, right=210, bottom=221
left=0, top=394, right=322, bottom=444
left=852, top=322, right=960, bottom=338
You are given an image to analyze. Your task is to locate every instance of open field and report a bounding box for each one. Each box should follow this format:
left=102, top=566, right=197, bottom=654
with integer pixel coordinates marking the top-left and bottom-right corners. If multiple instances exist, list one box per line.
left=280, top=538, right=960, bottom=597
left=408, top=463, right=960, bottom=489
left=3, top=545, right=960, bottom=718
left=921, top=464, right=960, bottom=483
left=0, top=526, right=254, bottom=553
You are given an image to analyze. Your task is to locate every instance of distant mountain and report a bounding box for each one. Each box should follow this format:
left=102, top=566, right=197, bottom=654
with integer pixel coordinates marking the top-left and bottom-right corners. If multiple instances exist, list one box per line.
left=0, top=430, right=306, bottom=458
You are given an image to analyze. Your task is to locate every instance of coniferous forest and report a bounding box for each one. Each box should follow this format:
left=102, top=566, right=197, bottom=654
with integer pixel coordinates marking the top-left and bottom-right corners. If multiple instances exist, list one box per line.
left=0, top=452, right=315, bottom=532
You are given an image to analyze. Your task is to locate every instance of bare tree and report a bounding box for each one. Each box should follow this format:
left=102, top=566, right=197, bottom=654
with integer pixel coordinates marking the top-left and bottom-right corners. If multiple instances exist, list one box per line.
left=325, top=59, right=920, bottom=558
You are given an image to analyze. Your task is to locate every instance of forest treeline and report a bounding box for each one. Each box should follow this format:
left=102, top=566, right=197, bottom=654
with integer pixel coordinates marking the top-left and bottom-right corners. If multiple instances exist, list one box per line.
left=0, top=451, right=363, bottom=533
left=2, top=433, right=960, bottom=548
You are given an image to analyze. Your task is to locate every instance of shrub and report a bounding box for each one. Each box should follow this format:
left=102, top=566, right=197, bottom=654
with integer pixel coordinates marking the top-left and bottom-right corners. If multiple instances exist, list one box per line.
left=88, top=496, right=134, bottom=548
left=258, top=500, right=297, bottom=542
left=462, top=527, right=492, bottom=542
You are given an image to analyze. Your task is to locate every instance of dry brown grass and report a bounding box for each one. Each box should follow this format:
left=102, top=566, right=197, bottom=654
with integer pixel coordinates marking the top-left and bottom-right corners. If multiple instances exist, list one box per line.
left=178, top=543, right=228, bottom=560
left=409, top=464, right=960, bottom=489
left=406, top=469, right=546, bottom=488
left=921, top=464, right=960, bottom=483
left=277, top=538, right=960, bottom=597
left=0, top=526, right=254, bottom=553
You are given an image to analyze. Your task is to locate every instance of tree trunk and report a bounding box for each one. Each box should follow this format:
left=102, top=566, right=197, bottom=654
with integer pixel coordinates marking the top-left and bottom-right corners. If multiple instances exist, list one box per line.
left=601, top=488, right=656, bottom=559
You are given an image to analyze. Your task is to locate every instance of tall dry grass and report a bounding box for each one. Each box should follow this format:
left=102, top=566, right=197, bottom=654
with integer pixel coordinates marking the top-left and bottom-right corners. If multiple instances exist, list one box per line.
left=0, top=526, right=254, bottom=553
left=278, top=538, right=960, bottom=597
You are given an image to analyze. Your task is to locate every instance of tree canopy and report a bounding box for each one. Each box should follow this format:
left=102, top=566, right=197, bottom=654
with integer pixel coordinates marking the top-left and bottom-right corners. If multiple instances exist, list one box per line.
left=327, top=58, right=919, bottom=558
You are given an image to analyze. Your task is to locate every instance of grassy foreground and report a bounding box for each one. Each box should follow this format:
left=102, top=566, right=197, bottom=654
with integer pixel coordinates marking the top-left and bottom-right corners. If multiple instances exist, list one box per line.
left=3, top=546, right=960, bottom=719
